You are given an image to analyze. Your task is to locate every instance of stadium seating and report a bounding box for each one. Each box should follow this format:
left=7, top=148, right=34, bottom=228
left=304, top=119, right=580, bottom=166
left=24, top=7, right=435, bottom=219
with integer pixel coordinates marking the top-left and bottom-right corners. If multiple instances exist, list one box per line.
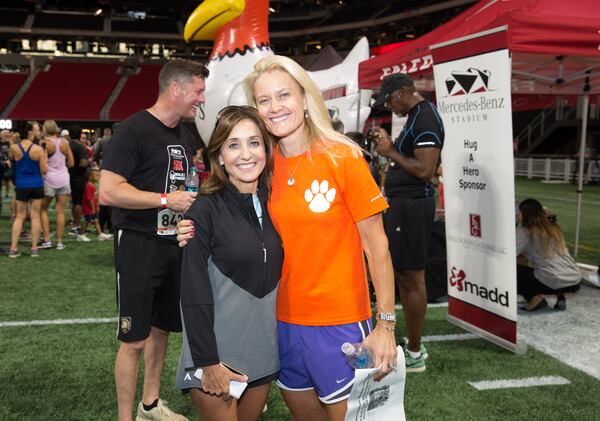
left=0, top=73, right=27, bottom=113
left=33, top=13, right=103, bottom=31
left=9, top=62, right=120, bottom=120
left=109, top=64, right=162, bottom=121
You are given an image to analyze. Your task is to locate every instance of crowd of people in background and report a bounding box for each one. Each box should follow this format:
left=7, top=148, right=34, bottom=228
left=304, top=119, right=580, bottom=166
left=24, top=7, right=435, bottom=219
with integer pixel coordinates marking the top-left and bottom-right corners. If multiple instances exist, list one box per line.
left=0, top=121, right=124, bottom=256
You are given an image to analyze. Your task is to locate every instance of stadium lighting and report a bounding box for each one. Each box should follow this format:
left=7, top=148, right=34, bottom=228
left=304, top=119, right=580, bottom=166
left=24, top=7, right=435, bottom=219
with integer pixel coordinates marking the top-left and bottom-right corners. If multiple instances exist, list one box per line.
left=269, top=7, right=275, bottom=13
left=95, top=9, right=103, bottom=16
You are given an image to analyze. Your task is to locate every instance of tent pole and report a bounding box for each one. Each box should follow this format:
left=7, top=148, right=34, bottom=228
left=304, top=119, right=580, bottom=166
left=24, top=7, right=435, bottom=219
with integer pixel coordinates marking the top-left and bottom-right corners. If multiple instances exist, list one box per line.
left=356, top=89, right=362, bottom=132
left=574, top=87, right=590, bottom=257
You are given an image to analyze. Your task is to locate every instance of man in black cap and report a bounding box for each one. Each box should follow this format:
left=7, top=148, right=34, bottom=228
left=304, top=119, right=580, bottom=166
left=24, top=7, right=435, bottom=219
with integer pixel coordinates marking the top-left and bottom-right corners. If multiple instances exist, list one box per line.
left=371, top=73, right=444, bottom=373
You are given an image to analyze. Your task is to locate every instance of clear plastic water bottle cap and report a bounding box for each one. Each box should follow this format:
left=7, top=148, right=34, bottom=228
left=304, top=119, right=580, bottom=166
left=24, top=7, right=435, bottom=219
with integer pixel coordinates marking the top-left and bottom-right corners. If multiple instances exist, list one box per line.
left=341, top=342, right=354, bottom=354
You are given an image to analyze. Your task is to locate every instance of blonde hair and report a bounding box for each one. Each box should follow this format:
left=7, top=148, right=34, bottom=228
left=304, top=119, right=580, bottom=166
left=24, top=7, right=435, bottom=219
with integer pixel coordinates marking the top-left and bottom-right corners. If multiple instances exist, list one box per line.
left=243, top=55, right=361, bottom=162
left=42, top=120, right=59, bottom=137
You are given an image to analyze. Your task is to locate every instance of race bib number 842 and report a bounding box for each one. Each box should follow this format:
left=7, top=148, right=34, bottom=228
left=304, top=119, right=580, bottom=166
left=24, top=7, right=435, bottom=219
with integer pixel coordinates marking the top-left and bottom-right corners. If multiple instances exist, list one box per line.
left=157, top=209, right=183, bottom=236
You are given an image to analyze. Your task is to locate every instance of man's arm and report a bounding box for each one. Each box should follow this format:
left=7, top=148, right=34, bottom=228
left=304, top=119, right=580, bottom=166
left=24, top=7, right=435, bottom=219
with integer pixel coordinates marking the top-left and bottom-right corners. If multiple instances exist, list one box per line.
left=76, top=143, right=89, bottom=168
left=99, top=169, right=196, bottom=212
left=93, top=140, right=102, bottom=163
left=373, top=127, right=440, bottom=182
left=62, top=140, right=75, bottom=168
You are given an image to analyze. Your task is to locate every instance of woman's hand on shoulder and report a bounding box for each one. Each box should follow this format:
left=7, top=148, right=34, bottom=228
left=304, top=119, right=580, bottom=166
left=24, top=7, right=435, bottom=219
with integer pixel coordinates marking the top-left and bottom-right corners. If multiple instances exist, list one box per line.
left=200, top=363, right=248, bottom=400
left=176, top=218, right=194, bottom=247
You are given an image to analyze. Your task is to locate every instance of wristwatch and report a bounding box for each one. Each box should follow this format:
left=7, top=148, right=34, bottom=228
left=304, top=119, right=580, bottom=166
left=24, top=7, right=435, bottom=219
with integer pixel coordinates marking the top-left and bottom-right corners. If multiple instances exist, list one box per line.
left=376, top=312, right=396, bottom=322
left=160, top=193, right=168, bottom=209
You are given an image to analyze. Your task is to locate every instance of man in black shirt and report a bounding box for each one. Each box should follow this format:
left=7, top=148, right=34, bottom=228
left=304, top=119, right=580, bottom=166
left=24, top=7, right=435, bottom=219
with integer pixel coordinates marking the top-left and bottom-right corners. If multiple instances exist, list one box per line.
left=67, top=128, right=89, bottom=239
left=93, top=127, right=112, bottom=165
left=372, top=73, right=444, bottom=373
left=101, top=59, right=208, bottom=421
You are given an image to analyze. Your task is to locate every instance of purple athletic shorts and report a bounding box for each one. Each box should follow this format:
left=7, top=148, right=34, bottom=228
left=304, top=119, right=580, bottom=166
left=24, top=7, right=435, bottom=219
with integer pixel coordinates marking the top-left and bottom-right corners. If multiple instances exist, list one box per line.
left=276, top=319, right=372, bottom=404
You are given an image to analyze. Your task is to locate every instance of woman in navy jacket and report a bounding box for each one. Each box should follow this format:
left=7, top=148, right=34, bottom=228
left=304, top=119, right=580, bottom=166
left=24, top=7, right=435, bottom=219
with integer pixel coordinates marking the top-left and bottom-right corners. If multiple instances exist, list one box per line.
left=175, top=106, right=284, bottom=421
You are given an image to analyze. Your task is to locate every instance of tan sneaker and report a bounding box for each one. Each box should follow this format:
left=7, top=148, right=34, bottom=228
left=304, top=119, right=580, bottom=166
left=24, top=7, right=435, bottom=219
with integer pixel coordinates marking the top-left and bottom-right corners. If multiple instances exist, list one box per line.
left=136, top=399, right=188, bottom=421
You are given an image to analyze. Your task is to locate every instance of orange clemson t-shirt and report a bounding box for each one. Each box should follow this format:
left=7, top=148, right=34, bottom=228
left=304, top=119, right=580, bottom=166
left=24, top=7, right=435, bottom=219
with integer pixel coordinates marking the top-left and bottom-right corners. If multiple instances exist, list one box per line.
left=269, top=143, right=388, bottom=326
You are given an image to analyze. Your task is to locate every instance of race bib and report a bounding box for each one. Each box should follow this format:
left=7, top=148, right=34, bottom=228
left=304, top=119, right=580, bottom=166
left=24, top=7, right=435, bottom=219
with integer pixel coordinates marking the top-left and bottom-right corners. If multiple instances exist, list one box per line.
left=157, top=208, right=183, bottom=236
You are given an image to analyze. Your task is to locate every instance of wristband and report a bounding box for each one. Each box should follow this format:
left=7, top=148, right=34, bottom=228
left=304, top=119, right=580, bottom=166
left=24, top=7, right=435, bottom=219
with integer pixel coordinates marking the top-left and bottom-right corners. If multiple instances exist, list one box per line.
left=160, top=193, right=168, bottom=209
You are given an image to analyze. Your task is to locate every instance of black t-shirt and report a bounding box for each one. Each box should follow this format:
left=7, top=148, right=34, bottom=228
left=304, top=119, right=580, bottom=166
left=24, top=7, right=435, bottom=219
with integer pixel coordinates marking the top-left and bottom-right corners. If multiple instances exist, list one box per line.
left=384, top=100, right=444, bottom=199
left=102, top=110, right=195, bottom=241
left=99, top=138, right=112, bottom=170
left=69, top=140, right=88, bottom=180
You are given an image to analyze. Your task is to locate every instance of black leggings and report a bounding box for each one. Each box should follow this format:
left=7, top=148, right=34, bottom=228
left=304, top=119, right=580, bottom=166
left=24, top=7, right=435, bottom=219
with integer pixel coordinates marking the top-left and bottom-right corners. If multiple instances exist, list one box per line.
left=516, top=265, right=580, bottom=301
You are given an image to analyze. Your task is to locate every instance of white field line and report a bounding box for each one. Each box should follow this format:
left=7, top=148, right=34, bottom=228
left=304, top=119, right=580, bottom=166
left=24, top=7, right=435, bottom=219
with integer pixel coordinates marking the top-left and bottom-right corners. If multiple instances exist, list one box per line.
left=422, top=333, right=478, bottom=342
left=3, top=305, right=453, bottom=330
left=0, top=317, right=117, bottom=328
left=395, top=302, right=448, bottom=309
left=1, top=318, right=480, bottom=354
left=468, top=376, right=571, bottom=390
left=0, top=317, right=479, bottom=346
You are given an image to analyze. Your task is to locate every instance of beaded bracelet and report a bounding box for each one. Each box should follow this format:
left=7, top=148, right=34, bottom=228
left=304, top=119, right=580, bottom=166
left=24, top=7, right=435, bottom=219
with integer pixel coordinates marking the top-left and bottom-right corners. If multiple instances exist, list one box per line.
left=377, top=324, right=395, bottom=333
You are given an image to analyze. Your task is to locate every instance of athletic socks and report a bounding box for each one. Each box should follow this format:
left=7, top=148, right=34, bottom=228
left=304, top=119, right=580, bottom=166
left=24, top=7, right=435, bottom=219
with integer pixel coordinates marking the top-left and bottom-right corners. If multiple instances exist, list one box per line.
left=406, top=349, right=422, bottom=359
left=143, top=399, right=159, bottom=411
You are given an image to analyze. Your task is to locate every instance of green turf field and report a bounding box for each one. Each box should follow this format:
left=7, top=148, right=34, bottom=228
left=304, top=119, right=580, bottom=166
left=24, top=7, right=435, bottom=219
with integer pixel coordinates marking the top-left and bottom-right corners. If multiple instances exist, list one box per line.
left=1, top=177, right=599, bottom=420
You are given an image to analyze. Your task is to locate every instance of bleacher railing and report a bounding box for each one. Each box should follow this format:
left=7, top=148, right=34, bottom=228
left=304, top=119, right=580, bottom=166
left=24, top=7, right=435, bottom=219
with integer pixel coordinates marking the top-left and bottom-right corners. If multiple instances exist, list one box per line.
left=514, top=157, right=600, bottom=182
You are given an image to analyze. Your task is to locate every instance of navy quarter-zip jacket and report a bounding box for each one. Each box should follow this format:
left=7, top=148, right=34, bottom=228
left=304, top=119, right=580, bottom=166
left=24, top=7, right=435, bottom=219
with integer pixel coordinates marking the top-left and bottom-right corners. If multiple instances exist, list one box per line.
left=179, top=184, right=284, bottom=382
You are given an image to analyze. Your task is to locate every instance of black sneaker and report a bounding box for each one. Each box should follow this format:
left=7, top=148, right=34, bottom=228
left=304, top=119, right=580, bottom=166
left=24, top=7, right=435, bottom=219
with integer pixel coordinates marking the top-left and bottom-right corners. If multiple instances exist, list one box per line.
left=554, top=295, right=566, bottom=311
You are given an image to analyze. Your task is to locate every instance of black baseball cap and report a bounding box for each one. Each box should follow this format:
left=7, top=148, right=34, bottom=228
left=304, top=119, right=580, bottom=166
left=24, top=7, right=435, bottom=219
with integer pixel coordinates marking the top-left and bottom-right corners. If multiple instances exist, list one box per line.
left=373, top=73, right=414, bottom=108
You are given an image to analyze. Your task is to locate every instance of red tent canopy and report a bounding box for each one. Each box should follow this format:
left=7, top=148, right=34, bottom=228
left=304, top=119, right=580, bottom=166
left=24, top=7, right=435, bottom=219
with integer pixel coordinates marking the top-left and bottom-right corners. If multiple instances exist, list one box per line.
left=358, top=0, right=600, bottom=95
left=370, top=41, right=411, bottom=56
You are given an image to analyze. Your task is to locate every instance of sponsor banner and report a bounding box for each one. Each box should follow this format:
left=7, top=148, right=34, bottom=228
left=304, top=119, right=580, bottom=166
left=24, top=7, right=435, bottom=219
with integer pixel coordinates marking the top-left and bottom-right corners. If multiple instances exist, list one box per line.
left=447, top=297, right=516, bottom=344
left=431, top=28, right=518, bottom=349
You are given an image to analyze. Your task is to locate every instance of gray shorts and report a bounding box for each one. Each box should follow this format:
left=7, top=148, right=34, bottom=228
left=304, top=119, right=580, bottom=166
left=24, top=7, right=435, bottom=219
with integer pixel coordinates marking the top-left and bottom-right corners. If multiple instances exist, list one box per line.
left=44, top=183, right=71, bottom=197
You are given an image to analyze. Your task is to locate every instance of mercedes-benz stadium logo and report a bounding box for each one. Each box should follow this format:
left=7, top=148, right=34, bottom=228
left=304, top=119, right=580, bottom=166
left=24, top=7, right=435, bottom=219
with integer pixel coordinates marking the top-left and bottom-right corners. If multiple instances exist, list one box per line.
left=445, top=68, right=491, bottom=96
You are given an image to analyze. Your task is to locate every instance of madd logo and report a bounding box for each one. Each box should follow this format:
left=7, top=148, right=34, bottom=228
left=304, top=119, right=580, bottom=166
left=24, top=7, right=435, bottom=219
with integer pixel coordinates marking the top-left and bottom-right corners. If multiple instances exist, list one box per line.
left=445, top=68, right=491, bottom=96
left=449, top=265, right=509, bottom=307
left=449, top=266, right=466, bottom=291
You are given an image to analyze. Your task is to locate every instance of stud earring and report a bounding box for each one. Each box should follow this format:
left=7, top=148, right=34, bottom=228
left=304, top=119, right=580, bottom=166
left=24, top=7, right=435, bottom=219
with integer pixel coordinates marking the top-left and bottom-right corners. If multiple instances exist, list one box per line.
left=304, top=109, right=309, bottom=119
left=219, top=157, right=224, bottom=166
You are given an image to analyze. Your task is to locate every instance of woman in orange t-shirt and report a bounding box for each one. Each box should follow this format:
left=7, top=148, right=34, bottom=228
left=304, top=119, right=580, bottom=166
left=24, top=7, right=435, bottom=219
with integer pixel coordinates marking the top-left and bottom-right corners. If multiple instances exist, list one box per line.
left=180, top=56, right=397, bottom=420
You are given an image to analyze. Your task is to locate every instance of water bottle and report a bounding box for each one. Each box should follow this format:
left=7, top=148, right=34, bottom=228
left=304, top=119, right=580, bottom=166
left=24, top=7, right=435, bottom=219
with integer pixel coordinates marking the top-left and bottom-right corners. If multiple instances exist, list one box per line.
left=341, top=342, right=374, bottom=369
left=185, top=166, right=199, bottom=192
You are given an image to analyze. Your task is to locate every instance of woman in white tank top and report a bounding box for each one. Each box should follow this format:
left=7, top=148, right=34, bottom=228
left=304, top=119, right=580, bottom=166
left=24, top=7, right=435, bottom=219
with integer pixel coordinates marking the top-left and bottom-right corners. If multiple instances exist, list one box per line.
left=39, top=120, right=74, bottom=250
